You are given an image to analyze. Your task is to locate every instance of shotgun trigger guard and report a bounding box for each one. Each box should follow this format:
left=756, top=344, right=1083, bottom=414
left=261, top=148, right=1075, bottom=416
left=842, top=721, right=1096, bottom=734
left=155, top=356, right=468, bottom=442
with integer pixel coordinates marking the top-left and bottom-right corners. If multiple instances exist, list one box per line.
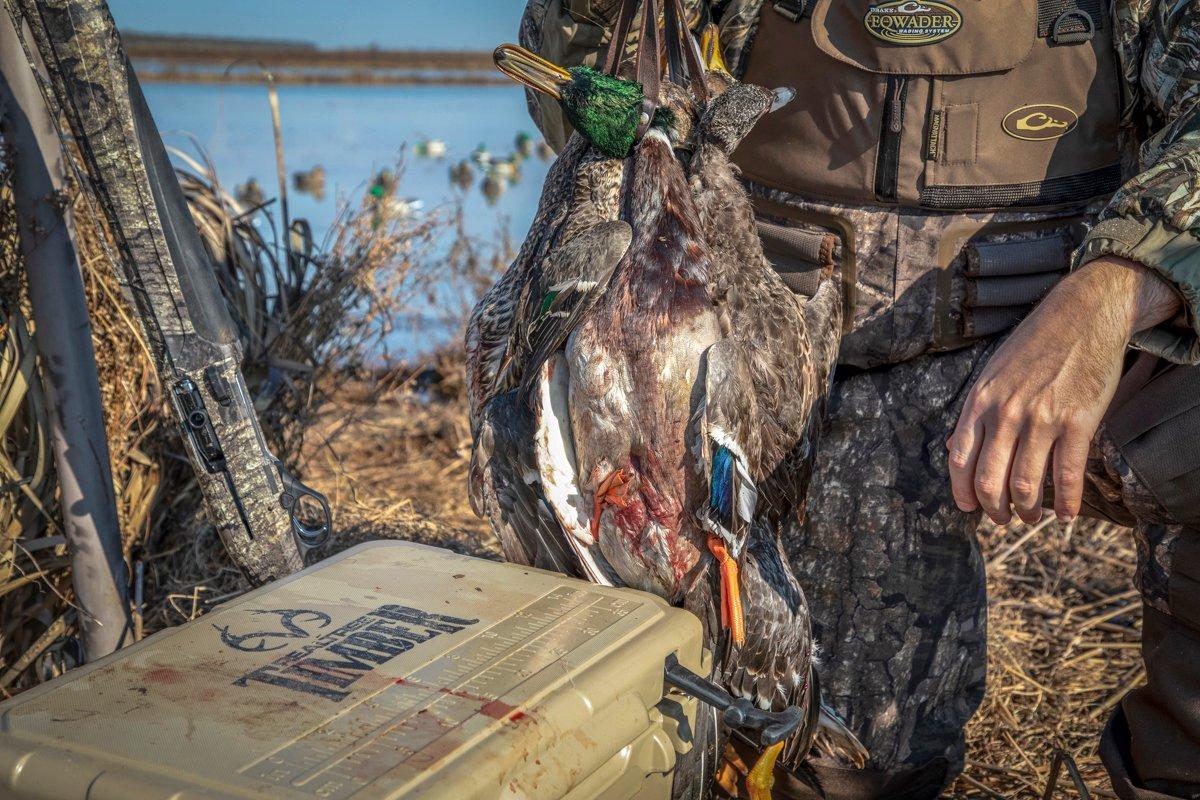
left=273, top=459, right=331, bottom=554
left=663, top=654, right=805, bottom=747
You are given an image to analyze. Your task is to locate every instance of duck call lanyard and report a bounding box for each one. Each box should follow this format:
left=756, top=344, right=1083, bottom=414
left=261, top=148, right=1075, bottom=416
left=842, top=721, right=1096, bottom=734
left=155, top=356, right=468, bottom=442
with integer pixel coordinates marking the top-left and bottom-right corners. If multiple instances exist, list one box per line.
left=602, top=0, right=709, bottom=141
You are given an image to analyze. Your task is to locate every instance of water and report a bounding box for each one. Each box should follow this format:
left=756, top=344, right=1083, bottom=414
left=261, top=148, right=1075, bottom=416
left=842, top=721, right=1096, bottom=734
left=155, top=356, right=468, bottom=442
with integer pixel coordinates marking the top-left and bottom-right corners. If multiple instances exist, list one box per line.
left=142, top=81, right=552, bottom=354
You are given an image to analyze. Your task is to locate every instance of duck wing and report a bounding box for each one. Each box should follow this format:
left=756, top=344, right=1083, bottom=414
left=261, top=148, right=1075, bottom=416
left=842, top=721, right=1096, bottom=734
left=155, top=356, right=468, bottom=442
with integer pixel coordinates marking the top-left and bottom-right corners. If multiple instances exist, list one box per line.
left=466, top=135, right=590, bottom=433
left=695, top=338, right=762, bottom=555
left=514, top=220, right=631, bottom=399
left=470, top=389, right=584, bottom=576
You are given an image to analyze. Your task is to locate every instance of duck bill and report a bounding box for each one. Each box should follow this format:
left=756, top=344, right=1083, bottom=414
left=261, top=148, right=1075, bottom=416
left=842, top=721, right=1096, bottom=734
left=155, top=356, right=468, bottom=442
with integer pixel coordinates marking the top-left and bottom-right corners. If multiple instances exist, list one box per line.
left=493, top=44, right=571, bottom=99
left=700, top=23, right=729, bottom=74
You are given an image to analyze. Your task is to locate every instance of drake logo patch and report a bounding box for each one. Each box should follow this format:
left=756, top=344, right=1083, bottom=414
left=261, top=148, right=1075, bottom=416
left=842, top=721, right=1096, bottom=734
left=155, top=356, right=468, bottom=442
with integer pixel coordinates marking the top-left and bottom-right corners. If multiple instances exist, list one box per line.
left=1002, top=104, right=1079, bottom=141
left=864, top=1, right=962, bottom=45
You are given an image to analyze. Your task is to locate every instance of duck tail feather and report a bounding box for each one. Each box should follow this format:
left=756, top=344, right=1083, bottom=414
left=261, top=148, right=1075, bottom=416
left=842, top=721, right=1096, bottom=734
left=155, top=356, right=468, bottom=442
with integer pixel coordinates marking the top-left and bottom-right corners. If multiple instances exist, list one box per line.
left=812, top=703, right=869, bottom=770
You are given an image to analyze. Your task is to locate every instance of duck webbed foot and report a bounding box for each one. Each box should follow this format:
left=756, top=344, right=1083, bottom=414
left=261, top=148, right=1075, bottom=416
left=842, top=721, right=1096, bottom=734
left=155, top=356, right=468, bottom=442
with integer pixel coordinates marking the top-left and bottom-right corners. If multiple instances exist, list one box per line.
left=590, top=467, right=637, bottom=540
left=707, top=534, right=745, bottom=647
left=747, top=740, right=785, bottom=800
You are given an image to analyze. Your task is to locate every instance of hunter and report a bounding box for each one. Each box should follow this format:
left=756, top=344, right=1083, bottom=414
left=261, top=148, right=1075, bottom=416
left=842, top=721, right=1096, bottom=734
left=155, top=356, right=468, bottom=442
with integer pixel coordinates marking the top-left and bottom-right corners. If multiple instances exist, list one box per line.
left=517, top=1, right=1200, bottom=798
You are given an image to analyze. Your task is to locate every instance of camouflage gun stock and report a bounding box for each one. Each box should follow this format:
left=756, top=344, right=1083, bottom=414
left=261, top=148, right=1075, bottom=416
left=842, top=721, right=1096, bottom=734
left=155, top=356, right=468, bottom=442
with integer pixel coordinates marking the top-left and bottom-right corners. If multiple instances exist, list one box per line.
left=6, top=0, right=330, bottom=582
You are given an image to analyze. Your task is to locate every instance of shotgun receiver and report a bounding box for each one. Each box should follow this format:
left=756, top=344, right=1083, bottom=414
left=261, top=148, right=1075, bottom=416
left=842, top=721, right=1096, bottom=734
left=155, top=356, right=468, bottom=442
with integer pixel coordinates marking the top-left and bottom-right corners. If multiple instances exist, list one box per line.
left=5, top=0, right=330, bottom=582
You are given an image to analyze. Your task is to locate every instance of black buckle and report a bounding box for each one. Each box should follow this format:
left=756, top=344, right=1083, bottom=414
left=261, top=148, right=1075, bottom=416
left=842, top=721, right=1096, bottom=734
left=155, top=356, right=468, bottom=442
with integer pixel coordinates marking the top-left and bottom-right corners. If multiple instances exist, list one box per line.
left=1051, top=9, right=1095, bottom=44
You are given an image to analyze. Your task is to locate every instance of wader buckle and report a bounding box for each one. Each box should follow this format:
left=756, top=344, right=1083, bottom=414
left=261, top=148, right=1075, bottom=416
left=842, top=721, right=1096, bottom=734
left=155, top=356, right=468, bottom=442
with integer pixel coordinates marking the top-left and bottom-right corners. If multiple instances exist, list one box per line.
left=1051, top=9, right=1096, bottom=45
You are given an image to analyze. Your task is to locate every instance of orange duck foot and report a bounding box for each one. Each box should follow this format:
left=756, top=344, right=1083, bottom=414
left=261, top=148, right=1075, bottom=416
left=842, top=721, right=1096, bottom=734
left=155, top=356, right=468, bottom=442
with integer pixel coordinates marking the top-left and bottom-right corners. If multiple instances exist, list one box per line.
left=707, top=535, right=745, bottom=647
left=590, top=468, right=636, bottom=540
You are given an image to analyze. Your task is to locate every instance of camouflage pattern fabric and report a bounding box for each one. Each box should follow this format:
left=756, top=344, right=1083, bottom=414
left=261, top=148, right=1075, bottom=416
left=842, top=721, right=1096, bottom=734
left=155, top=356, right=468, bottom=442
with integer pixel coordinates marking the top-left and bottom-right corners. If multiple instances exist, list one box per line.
left=747, top=181, right=1109, bottom=368
left=7, top=0, right=311, bottom=582
left=787, top=339, right=1200, bottom=791
left=790, top=340, right=994, bottom=778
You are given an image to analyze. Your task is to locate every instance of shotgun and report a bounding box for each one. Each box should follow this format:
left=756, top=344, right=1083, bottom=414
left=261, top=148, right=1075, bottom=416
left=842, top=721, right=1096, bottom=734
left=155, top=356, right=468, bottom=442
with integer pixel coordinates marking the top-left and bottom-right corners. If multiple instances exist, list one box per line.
left=5, top=0, right=330, bottom=583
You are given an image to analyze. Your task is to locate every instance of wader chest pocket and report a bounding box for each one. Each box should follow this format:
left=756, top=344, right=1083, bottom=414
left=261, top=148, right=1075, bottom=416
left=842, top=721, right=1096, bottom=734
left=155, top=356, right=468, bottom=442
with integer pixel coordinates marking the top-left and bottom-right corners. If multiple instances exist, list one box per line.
left=810, top=0, right=1034, bottom=76
left=735, top=0, right=1123, bottom=210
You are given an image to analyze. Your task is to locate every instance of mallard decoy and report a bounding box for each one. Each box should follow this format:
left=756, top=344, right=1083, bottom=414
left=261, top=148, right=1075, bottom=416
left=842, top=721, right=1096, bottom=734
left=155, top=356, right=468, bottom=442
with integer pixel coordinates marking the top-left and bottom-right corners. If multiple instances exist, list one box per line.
left=490, top=157, right=520, bottom=181
left=480, top=173, right=506, bottom=205
left=449, top=159, right=474, bottom=191
left=515, top=131, right=535, bottom=159
left=472, top=36, right=865, bottom=799
left=470, top=143, right=492, bottom=166
left=291, top=165, right=326, bottom=201
left=235, top=177, right=265, bottom=208
left=371, top=168, right=398, bottom=196
left=414, top=138, right=446, bottom=159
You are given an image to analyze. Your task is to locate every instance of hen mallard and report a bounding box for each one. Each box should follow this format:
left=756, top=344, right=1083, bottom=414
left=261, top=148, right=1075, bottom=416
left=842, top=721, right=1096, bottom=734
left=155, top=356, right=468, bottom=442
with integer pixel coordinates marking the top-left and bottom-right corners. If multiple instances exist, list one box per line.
left=468, top=30, right=865, bottom=799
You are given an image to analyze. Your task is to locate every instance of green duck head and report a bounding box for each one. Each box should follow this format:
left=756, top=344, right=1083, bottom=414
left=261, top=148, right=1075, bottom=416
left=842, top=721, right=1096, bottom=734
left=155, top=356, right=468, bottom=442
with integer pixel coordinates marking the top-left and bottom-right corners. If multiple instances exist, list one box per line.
left=494, top=44, right=675, bottom=158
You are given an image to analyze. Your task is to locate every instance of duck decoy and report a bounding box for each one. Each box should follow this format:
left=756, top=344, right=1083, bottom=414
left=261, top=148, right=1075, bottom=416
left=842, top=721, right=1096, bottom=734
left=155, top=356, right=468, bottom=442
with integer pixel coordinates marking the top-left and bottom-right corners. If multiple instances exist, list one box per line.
left=480, top=173, right=506, bottom=205
left=470, top=143, right=492, bottom=166
left=470, top=6, right=865, bottom=797
left=235, top=177, right=265, bottom=208
left=291, top=164, right=326, bottom=201
left=414, top=137, right=446, bottom=158
left=515, top=130, right=535, bottom=159
left=449, top=159, right=475, bottom=191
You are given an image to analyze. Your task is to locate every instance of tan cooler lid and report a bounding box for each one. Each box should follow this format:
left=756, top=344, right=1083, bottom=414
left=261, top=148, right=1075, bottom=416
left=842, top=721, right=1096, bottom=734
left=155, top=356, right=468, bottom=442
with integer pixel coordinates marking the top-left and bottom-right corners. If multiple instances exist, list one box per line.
left=0, top=541, right=704, bottom=800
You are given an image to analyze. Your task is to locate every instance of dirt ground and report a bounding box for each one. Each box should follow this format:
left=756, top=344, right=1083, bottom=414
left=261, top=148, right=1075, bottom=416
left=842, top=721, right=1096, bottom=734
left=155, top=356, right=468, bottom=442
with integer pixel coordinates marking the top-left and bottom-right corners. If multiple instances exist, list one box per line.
left=298, top=359, right=1141, bottom=800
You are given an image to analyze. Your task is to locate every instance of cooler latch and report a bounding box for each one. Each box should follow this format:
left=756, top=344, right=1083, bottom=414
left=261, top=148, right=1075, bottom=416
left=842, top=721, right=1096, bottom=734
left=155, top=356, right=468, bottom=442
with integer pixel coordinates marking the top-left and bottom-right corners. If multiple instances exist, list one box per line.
left=664, top=654, right=805, bottom=747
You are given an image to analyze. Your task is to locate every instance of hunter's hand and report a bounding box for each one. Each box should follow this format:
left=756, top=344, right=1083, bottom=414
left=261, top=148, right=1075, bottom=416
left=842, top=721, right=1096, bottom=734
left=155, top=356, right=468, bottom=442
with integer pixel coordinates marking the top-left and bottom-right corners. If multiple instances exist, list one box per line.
left=947, top=256, right=1181, bottom=525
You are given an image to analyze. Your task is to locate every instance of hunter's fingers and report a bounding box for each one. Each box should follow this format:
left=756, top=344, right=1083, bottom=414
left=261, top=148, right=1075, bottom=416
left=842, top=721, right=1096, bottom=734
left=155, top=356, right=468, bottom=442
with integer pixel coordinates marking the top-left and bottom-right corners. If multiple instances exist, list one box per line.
left=1053, top=427, right=1091, bottom=522
left=972, top=420, right=1019, bottom=524
left=947, top=414, right=983, bottom=513
left=1009, top=424, right=1055, bottom=524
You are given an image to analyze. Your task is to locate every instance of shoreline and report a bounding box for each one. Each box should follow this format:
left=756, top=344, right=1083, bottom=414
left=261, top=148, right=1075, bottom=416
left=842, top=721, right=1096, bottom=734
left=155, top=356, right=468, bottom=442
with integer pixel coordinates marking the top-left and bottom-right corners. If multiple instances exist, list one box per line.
left=135, top=69, right=510, bottom=87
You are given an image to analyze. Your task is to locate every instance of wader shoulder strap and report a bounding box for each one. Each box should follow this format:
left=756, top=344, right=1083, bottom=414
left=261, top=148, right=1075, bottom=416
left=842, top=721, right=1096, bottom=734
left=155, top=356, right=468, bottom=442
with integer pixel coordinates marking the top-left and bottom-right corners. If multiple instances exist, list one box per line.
left=1037, top=0, right=1103, bottom=41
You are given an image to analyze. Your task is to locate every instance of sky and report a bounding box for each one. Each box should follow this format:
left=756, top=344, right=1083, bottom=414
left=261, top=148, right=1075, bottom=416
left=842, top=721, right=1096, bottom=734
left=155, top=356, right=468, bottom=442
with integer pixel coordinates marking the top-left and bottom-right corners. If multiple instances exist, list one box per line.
left=106, top=0, right=524, bottom=50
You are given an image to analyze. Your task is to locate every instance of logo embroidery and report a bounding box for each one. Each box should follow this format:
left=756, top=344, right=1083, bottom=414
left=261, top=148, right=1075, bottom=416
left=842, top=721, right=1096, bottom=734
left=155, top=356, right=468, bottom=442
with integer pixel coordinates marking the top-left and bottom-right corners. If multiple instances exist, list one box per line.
left=1002, top=104, right=1080, bottom=141
left=864, top=1, right=962, bottom=45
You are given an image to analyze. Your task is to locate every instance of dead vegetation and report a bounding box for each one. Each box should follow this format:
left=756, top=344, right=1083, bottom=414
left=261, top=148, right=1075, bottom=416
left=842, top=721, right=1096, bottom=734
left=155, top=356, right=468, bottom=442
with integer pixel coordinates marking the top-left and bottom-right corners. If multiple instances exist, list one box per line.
left=0, top=131, right=1143, bottom=799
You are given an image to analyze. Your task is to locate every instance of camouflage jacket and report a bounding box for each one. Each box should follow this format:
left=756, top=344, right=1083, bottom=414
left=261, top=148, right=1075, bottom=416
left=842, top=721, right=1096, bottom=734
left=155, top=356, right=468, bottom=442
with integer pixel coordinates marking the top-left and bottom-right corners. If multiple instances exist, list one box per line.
left=519, top=0, right=1200, bottom=365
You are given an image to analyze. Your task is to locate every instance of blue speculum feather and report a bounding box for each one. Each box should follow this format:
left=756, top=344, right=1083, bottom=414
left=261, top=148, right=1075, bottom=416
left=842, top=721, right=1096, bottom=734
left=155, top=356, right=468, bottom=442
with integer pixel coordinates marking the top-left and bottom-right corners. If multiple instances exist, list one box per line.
left=710, top=445, right=735, bottom=527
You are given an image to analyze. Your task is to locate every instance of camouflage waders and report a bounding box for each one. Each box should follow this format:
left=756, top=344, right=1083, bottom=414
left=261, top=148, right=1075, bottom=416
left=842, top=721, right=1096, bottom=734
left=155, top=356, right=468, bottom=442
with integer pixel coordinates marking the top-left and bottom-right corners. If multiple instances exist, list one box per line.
left=761, top=182, right=1200, bottom=799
